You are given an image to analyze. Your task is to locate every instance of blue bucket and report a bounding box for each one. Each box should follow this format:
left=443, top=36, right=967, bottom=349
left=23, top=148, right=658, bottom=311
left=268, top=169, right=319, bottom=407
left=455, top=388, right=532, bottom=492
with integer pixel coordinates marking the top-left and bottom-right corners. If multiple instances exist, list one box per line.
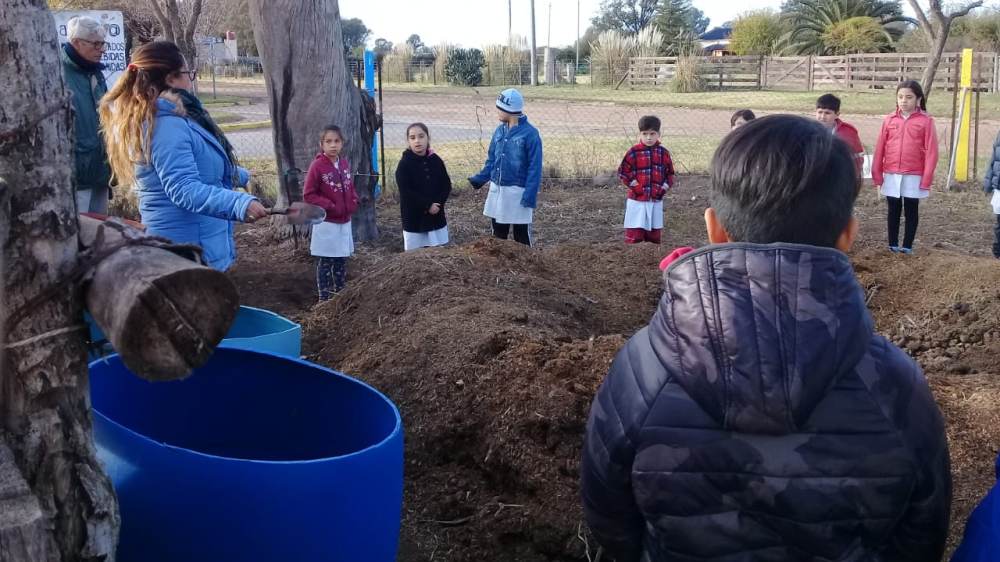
left=90, top=348, right=403, bottom=562
left=87, top=305, right=301, bottom=360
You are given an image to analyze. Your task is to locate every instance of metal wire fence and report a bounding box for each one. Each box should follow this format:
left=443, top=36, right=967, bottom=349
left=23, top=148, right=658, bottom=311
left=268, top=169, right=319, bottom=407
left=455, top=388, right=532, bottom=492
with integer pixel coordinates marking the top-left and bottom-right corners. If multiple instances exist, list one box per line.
left=197, top=63, right=1000, bottom=206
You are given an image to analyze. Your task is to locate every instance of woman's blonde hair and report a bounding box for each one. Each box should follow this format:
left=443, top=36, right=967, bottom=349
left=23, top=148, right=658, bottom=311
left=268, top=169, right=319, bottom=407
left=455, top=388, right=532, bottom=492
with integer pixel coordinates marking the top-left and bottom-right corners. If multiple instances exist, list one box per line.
left=99, top=41, right=185, bottom=186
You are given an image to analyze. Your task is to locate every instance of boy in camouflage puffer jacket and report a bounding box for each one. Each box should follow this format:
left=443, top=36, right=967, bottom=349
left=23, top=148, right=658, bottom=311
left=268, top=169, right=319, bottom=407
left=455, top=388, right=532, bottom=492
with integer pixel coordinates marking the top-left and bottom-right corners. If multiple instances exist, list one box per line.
left=582, top=115, right=951, bottom=562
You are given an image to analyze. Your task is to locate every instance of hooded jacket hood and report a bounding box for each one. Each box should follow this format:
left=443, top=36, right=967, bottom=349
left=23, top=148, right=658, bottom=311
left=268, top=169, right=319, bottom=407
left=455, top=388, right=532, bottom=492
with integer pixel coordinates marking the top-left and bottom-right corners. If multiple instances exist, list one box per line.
left=648, top=243, right=873, bottom=434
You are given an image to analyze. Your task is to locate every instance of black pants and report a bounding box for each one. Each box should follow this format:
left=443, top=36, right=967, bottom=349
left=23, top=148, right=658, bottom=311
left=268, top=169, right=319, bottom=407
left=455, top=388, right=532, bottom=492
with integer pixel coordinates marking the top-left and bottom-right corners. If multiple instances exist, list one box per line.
left=886, top=196, right=920, bottom=249
left=316, top=257, right=347, bottom=301
left=491, top=219, right=531, bottom=246
left=993, top=214, right=1000, bottom=258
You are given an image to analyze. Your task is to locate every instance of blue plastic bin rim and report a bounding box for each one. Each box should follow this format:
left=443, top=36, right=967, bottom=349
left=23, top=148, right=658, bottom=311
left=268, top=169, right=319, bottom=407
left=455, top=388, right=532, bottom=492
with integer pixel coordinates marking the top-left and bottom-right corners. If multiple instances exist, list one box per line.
left=232, top=305, right=299, bottom=332
left=89, top=348, right=402, bottom=466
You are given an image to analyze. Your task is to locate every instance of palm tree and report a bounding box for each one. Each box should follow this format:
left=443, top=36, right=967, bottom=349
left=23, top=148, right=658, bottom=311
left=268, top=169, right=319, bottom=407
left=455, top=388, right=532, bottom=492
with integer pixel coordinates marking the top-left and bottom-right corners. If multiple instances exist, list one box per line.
left=780, top=0, right=915, bottom=54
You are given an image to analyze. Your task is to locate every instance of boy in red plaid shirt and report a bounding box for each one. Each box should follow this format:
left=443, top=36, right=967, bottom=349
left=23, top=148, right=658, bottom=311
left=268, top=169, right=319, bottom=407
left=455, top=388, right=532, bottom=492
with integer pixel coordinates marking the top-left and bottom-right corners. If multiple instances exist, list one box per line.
left=618, top=115, right=675, bottom=244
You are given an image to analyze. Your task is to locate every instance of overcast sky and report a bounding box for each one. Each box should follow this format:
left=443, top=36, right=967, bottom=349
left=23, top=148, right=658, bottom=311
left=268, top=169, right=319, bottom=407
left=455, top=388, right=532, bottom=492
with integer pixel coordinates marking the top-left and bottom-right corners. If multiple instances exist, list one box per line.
left=337, top=0, right=787, bottom=49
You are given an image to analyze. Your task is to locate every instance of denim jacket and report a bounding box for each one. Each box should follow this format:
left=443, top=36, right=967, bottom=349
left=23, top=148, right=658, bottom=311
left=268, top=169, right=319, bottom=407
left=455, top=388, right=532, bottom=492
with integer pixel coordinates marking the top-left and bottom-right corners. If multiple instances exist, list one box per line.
left=470, top=114, right=543, bottom=208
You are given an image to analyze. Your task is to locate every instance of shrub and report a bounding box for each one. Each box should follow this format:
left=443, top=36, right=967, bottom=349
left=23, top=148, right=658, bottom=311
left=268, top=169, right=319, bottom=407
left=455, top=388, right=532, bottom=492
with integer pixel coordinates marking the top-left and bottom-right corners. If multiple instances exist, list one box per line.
left=444, top=48, right=486, bottom=86
left=589, top=30, right=635, bottom=86
left=670, top=54, right=704, bottom=92
left=383, top=44, right=414, bottom=83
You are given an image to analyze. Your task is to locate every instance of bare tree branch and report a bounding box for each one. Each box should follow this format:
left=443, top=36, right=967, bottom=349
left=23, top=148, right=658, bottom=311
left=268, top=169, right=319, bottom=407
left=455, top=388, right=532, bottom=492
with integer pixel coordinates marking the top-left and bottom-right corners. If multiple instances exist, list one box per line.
left=905, top=0, right=935, bottom=40
left=183, top=0, right=203, bottom=46
left=907, top=0, right=985, bottom=94
left=147, top=0, right=173, bottom=42
left=164, top=0, right=184, bottom=39
left=948, top=1, right=985, bottom=21
left=927, top=0, right=945, bottom=20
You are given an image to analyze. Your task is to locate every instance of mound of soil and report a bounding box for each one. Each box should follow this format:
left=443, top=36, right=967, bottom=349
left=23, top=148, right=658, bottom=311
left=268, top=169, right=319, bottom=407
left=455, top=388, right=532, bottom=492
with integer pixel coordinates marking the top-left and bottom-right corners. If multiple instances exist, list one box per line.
left=302, top=238, right=664, bottom=560
left=300, top=240, right=1000, bottom=560
left=855, top=248, right=1000, bottom=376
left=225, top=179, right=1000, bottom=560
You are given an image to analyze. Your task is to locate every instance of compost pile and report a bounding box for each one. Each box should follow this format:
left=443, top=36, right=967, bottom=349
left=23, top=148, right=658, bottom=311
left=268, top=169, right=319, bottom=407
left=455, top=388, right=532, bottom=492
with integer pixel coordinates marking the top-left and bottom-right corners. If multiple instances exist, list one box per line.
left=854, top=250, right=1000, bottom=376
left=302, top=238, right=664, bottom=560
left=301, top=241, right=1000, bottom=560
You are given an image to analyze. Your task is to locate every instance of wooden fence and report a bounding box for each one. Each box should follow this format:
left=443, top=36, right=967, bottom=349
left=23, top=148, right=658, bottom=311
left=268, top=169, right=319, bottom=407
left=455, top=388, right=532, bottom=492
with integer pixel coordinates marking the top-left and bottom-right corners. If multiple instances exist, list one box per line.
left=629, top=52, right=1000, bottom=92
left=629, top=57, right=762, bottom=90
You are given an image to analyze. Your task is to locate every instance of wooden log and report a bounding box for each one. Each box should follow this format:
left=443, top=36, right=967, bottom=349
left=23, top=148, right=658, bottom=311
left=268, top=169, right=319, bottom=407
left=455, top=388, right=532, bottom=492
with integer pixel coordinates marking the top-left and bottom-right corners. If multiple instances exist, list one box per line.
left=79, top=216, right=239, bottom=381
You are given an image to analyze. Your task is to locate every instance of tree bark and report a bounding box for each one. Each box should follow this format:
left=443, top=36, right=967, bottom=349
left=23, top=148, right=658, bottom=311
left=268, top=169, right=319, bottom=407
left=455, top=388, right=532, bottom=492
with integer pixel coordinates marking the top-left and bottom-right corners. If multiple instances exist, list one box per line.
left=922, top=24, right=950, bottom=94
left=0, top=1, right=119, bottom=560
left=248, top=0, right=380, bottom=242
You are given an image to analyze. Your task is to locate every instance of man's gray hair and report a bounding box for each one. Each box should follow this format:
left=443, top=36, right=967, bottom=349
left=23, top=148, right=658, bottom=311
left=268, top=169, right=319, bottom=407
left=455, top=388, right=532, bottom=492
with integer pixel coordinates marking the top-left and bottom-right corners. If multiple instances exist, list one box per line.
left=67, top=16, right=106, bottom=41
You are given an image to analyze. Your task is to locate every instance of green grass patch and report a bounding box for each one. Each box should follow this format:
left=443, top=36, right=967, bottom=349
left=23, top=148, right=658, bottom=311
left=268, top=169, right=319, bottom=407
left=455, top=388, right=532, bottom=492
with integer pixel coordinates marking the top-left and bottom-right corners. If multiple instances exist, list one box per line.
left=220, top=120, right=272, bottom=133
left=198, top=94, right=249, bottom=106
left=384, top=83, right=1000, bottom=120
left=208, top=111, right=244, bottom=125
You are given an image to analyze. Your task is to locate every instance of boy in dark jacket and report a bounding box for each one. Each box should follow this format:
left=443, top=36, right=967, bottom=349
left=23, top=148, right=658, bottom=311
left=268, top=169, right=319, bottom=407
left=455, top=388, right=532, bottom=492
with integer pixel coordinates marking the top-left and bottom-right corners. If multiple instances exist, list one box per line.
left=582, top=115, right=951, bottom=562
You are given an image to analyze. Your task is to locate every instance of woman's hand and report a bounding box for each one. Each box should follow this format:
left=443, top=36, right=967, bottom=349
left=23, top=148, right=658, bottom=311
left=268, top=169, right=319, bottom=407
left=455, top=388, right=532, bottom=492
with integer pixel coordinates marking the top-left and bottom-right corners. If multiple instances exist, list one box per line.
left=429, top=203, right=441, bottom=215
left=244, top=200, right=268, bottom=223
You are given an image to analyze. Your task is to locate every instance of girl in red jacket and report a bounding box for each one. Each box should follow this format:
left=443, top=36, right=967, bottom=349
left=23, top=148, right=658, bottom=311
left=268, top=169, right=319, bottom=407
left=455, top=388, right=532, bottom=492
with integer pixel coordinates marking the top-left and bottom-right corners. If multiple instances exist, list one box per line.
left=303, top=125, right=359, bottom=301
left=872, top=80, right=939, bottom=254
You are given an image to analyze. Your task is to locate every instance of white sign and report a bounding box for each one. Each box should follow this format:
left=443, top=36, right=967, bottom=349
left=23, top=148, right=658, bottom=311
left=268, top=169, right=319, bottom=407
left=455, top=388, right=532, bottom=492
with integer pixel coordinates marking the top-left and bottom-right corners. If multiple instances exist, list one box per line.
left=54, top=10, right=126, bottom=89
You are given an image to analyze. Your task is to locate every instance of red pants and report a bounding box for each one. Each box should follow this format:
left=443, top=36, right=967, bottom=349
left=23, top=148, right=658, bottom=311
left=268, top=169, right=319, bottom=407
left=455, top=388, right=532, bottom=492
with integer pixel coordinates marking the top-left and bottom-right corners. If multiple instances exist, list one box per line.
left=625, top=228, right=662, bottom=244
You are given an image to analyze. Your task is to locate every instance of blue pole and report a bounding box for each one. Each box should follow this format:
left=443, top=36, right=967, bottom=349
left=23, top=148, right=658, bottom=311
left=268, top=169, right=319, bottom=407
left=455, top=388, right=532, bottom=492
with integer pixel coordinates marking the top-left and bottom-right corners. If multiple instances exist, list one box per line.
left=364, top=50, right=381, bottom=199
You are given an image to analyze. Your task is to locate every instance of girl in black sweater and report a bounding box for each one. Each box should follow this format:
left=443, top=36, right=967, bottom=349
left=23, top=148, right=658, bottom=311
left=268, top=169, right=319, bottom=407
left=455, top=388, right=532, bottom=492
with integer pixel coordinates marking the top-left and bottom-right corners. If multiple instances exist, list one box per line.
left=395, top=123, right=452, bottom=250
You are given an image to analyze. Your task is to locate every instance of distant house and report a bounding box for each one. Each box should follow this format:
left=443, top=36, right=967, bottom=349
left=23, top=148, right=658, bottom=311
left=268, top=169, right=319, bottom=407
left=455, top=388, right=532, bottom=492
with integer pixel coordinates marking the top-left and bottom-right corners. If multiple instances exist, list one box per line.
left=699, top=25, right=732, bottom=56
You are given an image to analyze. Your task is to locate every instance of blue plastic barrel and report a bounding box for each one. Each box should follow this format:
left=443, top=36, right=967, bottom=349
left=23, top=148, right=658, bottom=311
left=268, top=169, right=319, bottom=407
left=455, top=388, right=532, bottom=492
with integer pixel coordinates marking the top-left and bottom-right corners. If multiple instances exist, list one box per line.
left=90, top=348, right=403, bottom=562
left=219, top=306, right=302, bottom=356
left=87, top=305, right=301, bottom=360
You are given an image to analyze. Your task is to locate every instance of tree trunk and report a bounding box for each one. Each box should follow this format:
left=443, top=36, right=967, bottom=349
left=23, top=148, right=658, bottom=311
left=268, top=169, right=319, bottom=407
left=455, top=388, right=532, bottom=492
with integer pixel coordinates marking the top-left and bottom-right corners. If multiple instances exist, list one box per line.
left=248, top=0, right=380, bottom=242
left=922, top=22, right=950, bottom=98
left=148, top=0, right=200, bottom=68
left=0, top=1, right=119, bottom=560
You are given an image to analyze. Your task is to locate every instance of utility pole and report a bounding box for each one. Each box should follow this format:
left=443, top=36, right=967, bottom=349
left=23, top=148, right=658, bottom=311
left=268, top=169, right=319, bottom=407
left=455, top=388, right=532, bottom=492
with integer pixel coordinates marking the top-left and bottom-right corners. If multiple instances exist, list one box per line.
left=576, top=0, right=580, bottom=72
left=547, top=1, right=552, bottom=49
left=530, top=0, right=538, bottom=86
left=508, top=0, right=512, bottom=46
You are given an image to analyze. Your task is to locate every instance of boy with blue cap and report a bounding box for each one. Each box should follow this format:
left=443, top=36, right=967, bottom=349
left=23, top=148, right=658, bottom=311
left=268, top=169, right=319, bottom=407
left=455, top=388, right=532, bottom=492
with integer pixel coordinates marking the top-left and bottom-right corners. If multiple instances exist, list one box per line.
left=469, top=88, right=543, bottom=246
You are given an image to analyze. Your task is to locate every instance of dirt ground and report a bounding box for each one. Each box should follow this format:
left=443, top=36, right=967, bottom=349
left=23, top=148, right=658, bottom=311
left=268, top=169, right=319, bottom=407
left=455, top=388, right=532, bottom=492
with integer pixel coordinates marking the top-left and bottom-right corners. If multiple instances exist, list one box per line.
left=228, top=176, right=1000, bottom=561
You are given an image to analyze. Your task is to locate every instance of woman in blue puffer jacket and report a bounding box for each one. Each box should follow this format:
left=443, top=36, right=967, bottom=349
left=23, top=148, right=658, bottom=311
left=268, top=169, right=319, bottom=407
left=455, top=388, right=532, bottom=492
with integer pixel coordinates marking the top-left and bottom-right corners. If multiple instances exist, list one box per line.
left=469, top=88, right=543, bottom=246
left=100, top=41, right=267, bottom=271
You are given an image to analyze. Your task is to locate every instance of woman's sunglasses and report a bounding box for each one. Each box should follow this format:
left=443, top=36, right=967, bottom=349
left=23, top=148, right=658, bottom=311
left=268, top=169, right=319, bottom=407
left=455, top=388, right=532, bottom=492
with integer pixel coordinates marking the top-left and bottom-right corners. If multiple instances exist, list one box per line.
left=178, top=69, right=198, bottom=81
left=79, top=39, right=108, bottom=50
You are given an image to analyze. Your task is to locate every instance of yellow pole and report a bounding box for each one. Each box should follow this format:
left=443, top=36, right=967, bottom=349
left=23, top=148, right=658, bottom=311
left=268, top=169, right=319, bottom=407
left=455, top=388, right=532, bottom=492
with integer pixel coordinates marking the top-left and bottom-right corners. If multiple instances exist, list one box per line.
left=956, top=48, right=974, bottom=182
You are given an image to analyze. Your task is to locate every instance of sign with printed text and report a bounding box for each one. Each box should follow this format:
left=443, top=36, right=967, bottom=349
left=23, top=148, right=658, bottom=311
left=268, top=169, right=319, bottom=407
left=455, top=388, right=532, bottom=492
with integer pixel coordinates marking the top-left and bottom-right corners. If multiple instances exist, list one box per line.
left=54, top=10, right=126, bottom=89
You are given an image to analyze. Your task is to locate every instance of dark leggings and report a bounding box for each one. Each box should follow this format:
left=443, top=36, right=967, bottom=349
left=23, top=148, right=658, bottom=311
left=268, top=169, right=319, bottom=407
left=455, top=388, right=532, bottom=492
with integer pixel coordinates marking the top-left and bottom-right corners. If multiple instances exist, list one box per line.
left=491, top=219, right=532, bottom=246
left=993, top=215, right=1000, bottom=258
left=316, top=257, right=347, bottom=301
left=886, top=196, right=920, bottom=249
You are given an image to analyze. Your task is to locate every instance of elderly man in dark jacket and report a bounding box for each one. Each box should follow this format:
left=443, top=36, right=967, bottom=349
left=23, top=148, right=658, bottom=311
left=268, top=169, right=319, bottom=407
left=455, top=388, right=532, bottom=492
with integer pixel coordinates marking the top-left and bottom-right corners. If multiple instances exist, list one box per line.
left=62, top=16, right=112, bottom=213
left=582, top=115, right=951, bottom=562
